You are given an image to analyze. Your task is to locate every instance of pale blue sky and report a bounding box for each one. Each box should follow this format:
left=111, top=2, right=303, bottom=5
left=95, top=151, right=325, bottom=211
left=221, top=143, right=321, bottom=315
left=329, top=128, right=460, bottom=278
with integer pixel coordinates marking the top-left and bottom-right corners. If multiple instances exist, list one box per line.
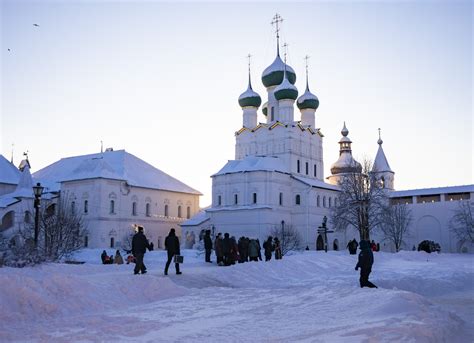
left=1, top=1, right=472, bottom=206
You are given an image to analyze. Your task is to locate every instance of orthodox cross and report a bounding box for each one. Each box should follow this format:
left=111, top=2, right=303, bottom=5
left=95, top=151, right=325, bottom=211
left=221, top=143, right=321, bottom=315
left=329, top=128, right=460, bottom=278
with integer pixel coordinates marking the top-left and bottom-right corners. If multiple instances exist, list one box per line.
left=10, top=143, right=14, bottom=163
left=247, top=53, right=252, bottom=88
left=271, top=14, right=283, bottom=54
left=378, top=128, right=381, bottom=140
left=304, top=55, right=310, bottom=88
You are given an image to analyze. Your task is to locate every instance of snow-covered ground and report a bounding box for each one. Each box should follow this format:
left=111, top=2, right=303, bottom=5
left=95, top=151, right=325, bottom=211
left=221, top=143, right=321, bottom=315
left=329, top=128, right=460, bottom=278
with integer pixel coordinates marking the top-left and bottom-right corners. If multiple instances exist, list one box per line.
left=0, top=249, right=472, bottom=342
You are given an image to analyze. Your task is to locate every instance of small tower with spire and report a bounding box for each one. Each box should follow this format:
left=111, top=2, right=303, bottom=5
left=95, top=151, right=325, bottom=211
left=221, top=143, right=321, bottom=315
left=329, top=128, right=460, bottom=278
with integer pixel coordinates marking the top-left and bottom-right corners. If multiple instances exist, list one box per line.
left=238, top=54, right=262, bottom=128
left=297, top=55, right=319, bottom=127
left=372, top=128, right=395, bottom=190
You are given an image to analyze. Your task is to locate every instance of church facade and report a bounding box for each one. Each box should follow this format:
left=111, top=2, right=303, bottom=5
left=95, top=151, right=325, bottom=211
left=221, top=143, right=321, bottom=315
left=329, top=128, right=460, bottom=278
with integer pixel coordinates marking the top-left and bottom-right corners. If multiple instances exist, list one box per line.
left=182, top=28, right=473, bottom=253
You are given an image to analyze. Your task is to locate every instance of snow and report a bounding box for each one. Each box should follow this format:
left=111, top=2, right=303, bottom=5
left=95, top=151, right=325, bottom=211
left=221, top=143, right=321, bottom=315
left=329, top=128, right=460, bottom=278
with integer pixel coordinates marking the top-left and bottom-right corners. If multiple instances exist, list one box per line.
left=262, top=54, right=295, bottom=77
left=391, top=185, right=474, bottom=197
left=292, top=175, right=340, bottom=191
left=0, top=154, right=20, bottom=185
left=213, top=155, right=289, bottom=176
left=238, top=86, right=260, bottom=100
left=33, top=149, right=201, bottom=195
left=0, top=249, right=472, bottom=342
left=297, top=88, right=318, bottom=103
left=181, top=208, right=210, bottom=226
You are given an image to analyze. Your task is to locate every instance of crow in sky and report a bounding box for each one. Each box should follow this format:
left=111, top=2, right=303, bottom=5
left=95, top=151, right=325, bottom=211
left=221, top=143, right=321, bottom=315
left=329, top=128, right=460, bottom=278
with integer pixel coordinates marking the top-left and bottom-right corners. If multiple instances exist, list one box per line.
left=33, top=23, right=40, bottom=27
left=7, top=48, right=11, bottom=51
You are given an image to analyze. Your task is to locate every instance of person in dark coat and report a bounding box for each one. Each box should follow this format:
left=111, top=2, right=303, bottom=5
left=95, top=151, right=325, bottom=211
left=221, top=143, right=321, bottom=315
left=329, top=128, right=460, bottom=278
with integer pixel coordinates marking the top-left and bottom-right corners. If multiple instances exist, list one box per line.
left=101, top=250, right=108, bottom=264
left=164, top=228, right=182, bottom=275
left=132, top=226, right=150, bottom=274
left=204, top=230, right=213, bottom=263
left=148, top=242, right=154, bottom=251
left=222, top=233, right=231, bottom=266
left=248, top=239, right=259, bottom=262
left=256, top=239, right=262, bottom=261
left=263, top=236, right=274, bottom=261
left=274, top=237, right=282, bottom=260
left=214, top=233, right=223, bottom=265
left=355, top=240, right=377, bottom=288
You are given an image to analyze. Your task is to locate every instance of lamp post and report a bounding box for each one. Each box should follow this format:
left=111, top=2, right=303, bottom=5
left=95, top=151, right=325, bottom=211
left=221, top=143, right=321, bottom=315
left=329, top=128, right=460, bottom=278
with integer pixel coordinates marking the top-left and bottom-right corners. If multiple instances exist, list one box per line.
left=317, top=216, right=334, bottom=253
left=33, top=182, right=44, bottom=247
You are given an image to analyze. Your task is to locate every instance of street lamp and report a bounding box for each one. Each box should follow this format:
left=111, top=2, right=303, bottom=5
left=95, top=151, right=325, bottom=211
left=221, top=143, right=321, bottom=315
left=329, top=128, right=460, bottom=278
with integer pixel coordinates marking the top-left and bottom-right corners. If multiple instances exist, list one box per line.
left=317, top=216, right=333, bottom=253
left=33, top=182, right=44, bottom=247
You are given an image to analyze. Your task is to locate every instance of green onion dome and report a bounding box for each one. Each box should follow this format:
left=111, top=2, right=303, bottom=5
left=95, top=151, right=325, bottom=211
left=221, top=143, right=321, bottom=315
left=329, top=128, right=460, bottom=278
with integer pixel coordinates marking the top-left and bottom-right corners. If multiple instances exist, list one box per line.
left=238, top=83, right=262, bottom=108
left=297, top=87, right=319, bottom=110
left=274, top=73, right=298, bottom=101
left=261, top=54, right=296, bottom=88
left=262, top=102, right=268, bottom=116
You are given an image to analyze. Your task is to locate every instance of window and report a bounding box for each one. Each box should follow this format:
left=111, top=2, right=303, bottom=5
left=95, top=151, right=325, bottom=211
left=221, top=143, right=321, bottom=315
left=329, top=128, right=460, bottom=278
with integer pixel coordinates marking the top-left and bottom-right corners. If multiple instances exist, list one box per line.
left=314, top=164, right=317, bottom=177
left=71, top=201, right=76, bottom=215
left=110, top=237, right=114, bottom=248
left=305, top=162, right=309, bottom=175
left=132, top=202, right=137, bottom=216
left=317, top=195, right=320, bottom=207
left=253, top=193, right=257, bottom=204
left=234, top=194, right=238, bottom=205
left=146, top=203, right=151, bottom=217
left=178, top=205, right=182, bottom=218
left=110, top=200, right=115, bottom=214
left=297, top=160, right=300, bottom=173
left=164, top=204, right=169, bottom=217
left=271, top=107, right=274, bottom=121
left=323, top=196, right=326, bottom=208
left=329, top=197, right=332, bottom=208
left=279, top=192, right=283, bottom=206
left=84, top=236, right=88, bottom=248
left=218, top=195, right=222, bottom=206
left=187, top=206, right=191, bottom=219
left=24, top=211, right=31, bottom=224
left=84, top=200, right=88, bottom=214
left=295, top=194, right=301, bottom=205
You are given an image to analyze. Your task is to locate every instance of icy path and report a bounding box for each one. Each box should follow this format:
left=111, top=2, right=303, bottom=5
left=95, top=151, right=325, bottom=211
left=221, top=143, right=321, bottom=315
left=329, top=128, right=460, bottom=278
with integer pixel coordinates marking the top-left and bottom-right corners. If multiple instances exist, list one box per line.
left=0, top=250, right=472, bottom=342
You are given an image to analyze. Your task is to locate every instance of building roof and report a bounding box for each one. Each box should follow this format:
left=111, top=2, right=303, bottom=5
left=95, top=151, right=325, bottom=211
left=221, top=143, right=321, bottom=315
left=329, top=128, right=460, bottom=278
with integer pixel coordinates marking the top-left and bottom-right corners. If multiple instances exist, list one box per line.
left=372, top=138, right=393, bottom=173
left=0, top=154, right=21, bottom=185
left=212, top=156, right=289, bottom=176
left=390, top=184, right=474, bottom=197
left=180, top=209, right=210, bottom=227
left=292, top=175, right=340, bottom=191
left=33, top=150, right=202, bottom=195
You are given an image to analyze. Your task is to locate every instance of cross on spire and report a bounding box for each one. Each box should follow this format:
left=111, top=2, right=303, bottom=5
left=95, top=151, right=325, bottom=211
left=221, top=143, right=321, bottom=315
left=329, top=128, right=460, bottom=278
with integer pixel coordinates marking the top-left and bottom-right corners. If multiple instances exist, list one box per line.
left=10, top=143, right=14, bottom=164
left=282, top=42, right=289, bottom=63
left=271, top=13, right=283, bottom=55
left=378, top=128, right=383, bottom=145
left=304, top=55, right=310, bottom=90
left=247, top=53, right=253, bottom=89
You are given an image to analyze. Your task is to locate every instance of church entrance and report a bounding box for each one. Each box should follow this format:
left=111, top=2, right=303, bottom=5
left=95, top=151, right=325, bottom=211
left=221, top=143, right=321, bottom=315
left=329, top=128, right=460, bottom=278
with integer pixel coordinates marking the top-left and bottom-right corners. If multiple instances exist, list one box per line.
left=316, top=235, right=324, bottom=250
left=333, top=239, right=339, bottom=251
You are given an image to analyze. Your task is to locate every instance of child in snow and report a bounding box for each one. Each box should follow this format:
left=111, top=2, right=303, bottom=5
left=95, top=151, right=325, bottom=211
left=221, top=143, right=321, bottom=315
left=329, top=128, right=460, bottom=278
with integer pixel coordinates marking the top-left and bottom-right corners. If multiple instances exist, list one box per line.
left=355, top=240, right=377, bottom=288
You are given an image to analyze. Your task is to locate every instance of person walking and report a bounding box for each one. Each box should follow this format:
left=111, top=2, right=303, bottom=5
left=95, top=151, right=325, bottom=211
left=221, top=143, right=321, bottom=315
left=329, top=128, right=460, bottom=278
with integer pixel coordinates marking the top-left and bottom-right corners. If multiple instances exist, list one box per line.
left=274, top=237, right=282, bottom=260
left=204, top=229, right=213, bottom=263
left=263, top=236, right=274, bottom=261
left=132, top=226, right=150, bottom=275
left=355, top=240, right=377, bottom=288
left=164, top=228, right=182, bottom=275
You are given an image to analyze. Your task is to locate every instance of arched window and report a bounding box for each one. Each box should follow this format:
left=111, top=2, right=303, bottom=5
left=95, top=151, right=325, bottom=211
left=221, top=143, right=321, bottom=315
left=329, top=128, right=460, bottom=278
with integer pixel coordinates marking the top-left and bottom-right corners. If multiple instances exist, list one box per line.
left=132, top=202, right=137, bottom=216
left=84, top=235, right=88, bottom=248
left=329, top=197, right=332, bottom=208
left=317, top=195, right=320, bottom=207
left=110, top=200, right=115, bottom=214
left=110, top=237, right=115, bottom=248
left=279, top=192, right=283, bottom=206
left=314, top=164, right=317, bottom=177
left=253, top=193, right=257, bottom=204
left=295, top=194, right=301, bottom=205
left=164, top=204, right=169, bottom=217
left=186, top=206, right=191, bottom=219
left=1, top=211, right=15, bottom=231
left=84, top=200, right=88, bottom=214
left=24, top=211, right=32, bottom=224
left=178, top=206, right=182, bottom=218
left=46, top=204, right=56, bottom=217
left=297, top=160, right=301, bottom=173
left=323, top=196, right=326, bottom=208
left=71, top=201, right=76, bottom=215
left=305, top=162, right=309, bottom=175
left=218, top=195, right=222, bottom=206
left=234, top=194, right=238, bottom=205
left=146, top=203, right=151, bottom=217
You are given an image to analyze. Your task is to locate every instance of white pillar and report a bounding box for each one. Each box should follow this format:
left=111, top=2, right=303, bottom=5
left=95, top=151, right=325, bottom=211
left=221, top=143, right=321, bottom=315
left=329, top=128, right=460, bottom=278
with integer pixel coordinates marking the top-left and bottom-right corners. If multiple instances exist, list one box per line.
left=300, top=108, right=315, bottom=127
left=278, top=99, right=295, bottom=123
left=243, top=107, right=258, bottom=128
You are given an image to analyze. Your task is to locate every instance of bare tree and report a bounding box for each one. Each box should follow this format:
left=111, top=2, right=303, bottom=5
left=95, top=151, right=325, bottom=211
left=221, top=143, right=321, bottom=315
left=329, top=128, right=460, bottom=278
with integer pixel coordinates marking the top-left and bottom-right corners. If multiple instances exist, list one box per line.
left=380, top=203, right=413, bottom=252
left=270, top=223, right=302, bottom=256
left=449, top=200, right=474, bottom=246
left=330, top=159, right=388, bottom=241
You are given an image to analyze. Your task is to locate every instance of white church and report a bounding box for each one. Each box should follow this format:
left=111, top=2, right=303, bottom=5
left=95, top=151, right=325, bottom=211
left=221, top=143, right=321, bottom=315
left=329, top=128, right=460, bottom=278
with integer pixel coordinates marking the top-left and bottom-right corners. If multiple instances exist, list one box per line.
left=182, top=20, right=473, bottom=253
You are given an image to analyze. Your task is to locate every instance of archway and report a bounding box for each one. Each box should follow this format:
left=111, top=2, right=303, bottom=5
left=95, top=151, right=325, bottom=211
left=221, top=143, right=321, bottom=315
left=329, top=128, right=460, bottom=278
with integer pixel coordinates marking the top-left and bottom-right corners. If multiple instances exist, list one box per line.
left=333, top=239, right=339, bottom=251
left=1, top=211, right=15, bottom=231
left=316, top=234, right=324, bottom=250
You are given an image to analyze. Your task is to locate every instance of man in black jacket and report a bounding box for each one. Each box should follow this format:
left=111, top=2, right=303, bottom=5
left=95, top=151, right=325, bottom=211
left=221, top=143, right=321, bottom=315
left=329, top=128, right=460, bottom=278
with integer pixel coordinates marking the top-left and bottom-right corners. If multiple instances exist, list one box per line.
left=164, top=228, right=182, bottom=275
left=355, top=240, right=377, bottom=288
left=132, top=226, right=150, bottom=275
left=204, top=230, right=212, bottom=263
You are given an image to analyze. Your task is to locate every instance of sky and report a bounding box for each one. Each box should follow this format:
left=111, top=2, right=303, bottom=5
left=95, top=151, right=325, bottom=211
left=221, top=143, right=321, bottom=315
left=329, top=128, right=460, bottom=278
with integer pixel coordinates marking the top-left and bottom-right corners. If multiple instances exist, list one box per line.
left=1, top=0, right=472, bottom=206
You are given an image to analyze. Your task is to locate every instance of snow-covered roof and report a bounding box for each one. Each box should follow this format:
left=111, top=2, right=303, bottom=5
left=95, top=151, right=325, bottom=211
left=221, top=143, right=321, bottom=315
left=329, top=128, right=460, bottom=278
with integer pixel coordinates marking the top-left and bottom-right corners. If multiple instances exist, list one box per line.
left=33, top=150, right=202, bottom=195
left=180, top=209, right=210, bottom=227
left=212, top=156, right=289, bottom=176
left=330, top=152, right=362, bottom=175
left=206, top=204, right=272, bottom=212
left=390, top=184, right=474, bottom=197
left=373, top=144, right=393, bottom=173
left=0, top=154, right=20, bottom=185
left=297, top=89, right=318, bottom=104
left=262, top=55, right=295, bottom=77
left=0, top=166, right=37, bottom=208
left=292, top=175, right=340, bottom=191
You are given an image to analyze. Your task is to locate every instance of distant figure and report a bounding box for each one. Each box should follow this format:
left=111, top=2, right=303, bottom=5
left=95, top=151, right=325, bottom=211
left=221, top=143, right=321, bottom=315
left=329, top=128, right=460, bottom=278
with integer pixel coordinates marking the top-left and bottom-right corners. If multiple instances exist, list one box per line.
left=126, top=254, right=135, bottom=264
left=412, top=245, right=416, bottom=251
left=355, top=240, right=377, bottom=288
left=204, top=229, right=212, bottom=263
left=114, top=250, right=124, bottom=265
left=274, top=237, right=282, bottom=260
left=222, top=233, right=231, bottom=266
left=347, top=239, right=358, bottom=255
left=263, top=236, right=274, bottom=261
left=164, top=228, right=181, bottom=275
left=248, top=239, right=259, bottom=262
left=101, top=250, right=108, bottom=264
left=132, top=226, right=150, bottom=275
left=256, top=239, right=262, bottom=261
left=371, top=240, right=377, bottom=252
left=305, top=246, right=310, bottom=251
left=214, top=233, right=223, bottom=265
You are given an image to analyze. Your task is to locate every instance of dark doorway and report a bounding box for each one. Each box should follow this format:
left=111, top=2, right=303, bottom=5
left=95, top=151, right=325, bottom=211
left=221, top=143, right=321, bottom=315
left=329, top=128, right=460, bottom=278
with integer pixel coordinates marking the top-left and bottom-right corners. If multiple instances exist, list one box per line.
left=316, top=235, right=324, bottom=250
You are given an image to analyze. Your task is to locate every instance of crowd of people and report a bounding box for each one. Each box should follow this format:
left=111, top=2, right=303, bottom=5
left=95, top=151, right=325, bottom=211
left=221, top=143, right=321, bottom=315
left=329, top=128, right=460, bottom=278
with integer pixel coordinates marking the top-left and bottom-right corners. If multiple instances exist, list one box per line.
left=99, top=227, right=377, bottom=289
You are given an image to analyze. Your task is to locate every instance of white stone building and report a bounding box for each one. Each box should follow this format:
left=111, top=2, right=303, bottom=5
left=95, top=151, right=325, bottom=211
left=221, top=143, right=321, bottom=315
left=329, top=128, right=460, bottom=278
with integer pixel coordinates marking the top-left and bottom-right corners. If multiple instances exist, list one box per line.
left=0, top=150, right=201, bottom=249
left=182, top=33, right=473, bottom=253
